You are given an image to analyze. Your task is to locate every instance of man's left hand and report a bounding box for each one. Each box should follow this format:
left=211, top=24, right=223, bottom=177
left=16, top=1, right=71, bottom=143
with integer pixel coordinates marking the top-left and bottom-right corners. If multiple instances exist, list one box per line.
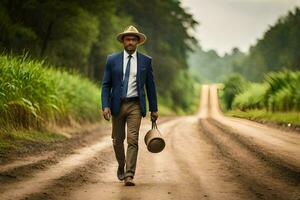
left=150, top=112, right=158, bottom=122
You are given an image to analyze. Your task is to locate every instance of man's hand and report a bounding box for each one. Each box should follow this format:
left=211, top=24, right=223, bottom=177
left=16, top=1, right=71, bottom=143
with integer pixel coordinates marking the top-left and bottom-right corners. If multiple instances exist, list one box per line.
left=150, top=111, right=158, bottom=122
left=102, top=107, right=111, bottom=121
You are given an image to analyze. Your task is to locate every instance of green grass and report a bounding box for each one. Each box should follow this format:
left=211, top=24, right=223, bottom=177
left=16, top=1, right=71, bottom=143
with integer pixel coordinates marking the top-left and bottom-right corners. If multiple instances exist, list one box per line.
left=0, top=53, right=101, bottom=152
left=156, top=82, right=201, bottom=116
left=219, top=85, right=300, bottom=126
left=0, top=54, right=101, bottom=130
left=225, top=109, right=300, bottom=126
left=221, top=71, right=300, bottom=112
left=219, top=70, right=300, bottom=126
left=7, top=130, right=66, bottom=142
left=0, top=140, right=16, bottom=151
left=0, top=130, right=67, bottom=152
left=0, top=53, right=199, bottom=153
left=233, top=83, right=267, bottom=110
left=157, top=104, right=176, bottom=116
left=189, top=82, right=202, bottom=114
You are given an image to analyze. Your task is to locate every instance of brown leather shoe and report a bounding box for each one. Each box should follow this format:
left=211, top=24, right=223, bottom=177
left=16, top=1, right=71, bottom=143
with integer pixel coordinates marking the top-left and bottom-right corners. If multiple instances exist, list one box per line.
left=124, top=176, right=135, bottom=186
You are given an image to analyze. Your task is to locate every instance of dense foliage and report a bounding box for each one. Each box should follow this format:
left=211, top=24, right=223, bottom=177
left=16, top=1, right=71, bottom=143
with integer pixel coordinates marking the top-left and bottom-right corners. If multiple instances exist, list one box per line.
left=0, top=54, right=100, bottom=130
left=0, top=0, right=199, bottom=113
left=189, top=7, right=300, bottom=82
left=241, top=8, right=300, bottom=81
left=188, top=47, right=246, bottom=82
left=221, top=71, right=300, bottom=112
left=115, top=0, right=199, bottom=112
left=220, top=74, right=246, bottom=110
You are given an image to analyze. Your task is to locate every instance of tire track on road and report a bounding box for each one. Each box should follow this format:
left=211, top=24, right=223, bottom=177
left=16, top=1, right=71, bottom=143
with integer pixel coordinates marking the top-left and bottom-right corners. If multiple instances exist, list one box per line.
left=198, top=84, right=300, bottom=200
left=209, top=118, right=300, bottom=181
left=200, top=119, right=300, bottom=200
left=0, top=136, right=112, bottom=200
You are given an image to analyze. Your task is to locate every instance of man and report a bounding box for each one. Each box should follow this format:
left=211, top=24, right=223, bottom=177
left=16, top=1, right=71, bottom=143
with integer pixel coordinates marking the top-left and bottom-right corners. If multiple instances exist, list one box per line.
left=101, top=25, right=158, bottom=186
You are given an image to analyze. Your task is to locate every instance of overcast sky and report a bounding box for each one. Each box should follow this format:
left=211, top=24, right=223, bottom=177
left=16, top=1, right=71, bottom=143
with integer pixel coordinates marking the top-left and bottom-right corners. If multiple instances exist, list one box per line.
left=181, top=0, right=300, bottom=55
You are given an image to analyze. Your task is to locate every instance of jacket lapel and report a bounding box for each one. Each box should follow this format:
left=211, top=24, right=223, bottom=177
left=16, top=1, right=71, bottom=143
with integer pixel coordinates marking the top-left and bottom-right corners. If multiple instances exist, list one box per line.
left=116, top=51, right=123, bottom=81
left=137, top=52, right=142, bottom=84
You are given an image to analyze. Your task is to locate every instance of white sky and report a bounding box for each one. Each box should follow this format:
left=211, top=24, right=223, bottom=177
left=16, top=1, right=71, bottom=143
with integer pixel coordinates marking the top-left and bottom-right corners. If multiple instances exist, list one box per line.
left=181, top=0, right=300, bottom=55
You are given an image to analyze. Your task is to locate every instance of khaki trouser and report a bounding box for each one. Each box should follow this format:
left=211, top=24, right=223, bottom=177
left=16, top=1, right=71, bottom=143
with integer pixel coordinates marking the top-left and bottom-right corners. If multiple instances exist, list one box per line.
left=112, top=99, right=142, bottom=178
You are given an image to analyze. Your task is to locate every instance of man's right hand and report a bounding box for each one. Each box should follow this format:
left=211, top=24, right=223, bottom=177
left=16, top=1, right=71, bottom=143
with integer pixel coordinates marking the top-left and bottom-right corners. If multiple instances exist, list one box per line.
left=102, top=107, right=111, bottom=121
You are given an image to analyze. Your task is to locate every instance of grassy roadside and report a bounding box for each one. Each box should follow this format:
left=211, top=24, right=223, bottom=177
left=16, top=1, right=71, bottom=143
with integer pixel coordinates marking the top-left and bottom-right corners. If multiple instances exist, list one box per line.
left=0, top=54, right=102, bottom=153
left=0, top=54, right=199, bottom=153
left=0, top=54, right=101, bottom=129
left=0, top=130, right=67, bottom=153
left=225, top=109, right=300, bottom=126
left=171, top=82, right=201, bottom=116
left=218, top=86, right=300, bottom=127
left=218, top=71, right=300, bottom=128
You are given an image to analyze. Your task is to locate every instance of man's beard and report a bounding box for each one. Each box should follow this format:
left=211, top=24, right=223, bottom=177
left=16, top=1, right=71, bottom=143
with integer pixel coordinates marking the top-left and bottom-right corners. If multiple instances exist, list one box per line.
left=126, top=45, right=136, bottom=52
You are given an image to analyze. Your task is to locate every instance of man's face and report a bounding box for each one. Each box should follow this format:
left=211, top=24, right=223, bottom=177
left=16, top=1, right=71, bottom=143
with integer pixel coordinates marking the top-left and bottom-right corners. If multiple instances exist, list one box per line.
left=123, top=35, right=139, bottom=53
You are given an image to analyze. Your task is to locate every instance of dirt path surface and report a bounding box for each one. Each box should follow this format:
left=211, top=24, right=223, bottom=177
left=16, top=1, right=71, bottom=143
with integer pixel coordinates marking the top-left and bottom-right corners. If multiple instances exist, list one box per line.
left=0, top=85, right=299, bottom=200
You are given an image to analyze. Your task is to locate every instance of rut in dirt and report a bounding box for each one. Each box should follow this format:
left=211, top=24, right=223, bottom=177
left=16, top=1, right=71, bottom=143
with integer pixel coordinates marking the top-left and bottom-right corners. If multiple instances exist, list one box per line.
left=0, top=85, right=299, bottom=200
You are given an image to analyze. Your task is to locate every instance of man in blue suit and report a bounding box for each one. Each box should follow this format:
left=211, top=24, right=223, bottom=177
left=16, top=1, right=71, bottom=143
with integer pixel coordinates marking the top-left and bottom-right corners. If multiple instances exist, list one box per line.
left=101, top=25, right=158, bottom=186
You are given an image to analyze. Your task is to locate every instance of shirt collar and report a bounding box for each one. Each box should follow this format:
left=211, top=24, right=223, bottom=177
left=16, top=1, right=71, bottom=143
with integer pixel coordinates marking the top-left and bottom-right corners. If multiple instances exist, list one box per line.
left=124, top=50, right=137, bottom=59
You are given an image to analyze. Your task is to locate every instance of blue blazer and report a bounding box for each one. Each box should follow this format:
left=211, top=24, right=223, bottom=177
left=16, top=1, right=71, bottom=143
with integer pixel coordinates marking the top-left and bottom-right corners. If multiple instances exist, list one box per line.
left=101, top=51, right=158, bottom=117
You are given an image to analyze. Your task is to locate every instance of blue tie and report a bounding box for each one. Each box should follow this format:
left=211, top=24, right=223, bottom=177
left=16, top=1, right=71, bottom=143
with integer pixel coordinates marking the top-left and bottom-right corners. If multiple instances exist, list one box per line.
left=122, top=55, right=132, bottom=97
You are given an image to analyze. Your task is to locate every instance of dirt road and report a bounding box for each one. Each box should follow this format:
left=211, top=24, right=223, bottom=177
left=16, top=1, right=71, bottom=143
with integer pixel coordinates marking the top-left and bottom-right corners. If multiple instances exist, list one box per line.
left=0, top=85, right=299, bottom=200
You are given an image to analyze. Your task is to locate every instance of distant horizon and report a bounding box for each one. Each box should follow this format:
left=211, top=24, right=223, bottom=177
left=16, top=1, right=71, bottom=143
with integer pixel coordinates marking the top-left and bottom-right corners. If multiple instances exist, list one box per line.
left=181, top=0, right=300, bottom=56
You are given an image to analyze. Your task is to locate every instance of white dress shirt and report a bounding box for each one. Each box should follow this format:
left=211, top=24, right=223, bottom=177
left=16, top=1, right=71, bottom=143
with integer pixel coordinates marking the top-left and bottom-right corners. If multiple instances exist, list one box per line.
left=123, top=50, right=138, bottom=98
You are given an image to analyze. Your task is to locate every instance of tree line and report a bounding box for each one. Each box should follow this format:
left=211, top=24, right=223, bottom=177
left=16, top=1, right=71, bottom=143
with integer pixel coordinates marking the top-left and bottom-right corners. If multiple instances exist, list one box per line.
left=0, top=0, right=199, bottom=112
left=189, top=7, right=300, bottom=82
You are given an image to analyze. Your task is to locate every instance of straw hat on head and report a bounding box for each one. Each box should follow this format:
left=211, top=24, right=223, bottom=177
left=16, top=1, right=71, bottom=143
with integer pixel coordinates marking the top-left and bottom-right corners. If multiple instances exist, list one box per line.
left=117, top=25, right=147, bottom=45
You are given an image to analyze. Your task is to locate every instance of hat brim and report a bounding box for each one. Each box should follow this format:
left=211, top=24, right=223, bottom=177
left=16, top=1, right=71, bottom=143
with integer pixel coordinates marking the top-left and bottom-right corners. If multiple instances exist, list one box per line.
left=117, top=32, right=146, bottom=45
